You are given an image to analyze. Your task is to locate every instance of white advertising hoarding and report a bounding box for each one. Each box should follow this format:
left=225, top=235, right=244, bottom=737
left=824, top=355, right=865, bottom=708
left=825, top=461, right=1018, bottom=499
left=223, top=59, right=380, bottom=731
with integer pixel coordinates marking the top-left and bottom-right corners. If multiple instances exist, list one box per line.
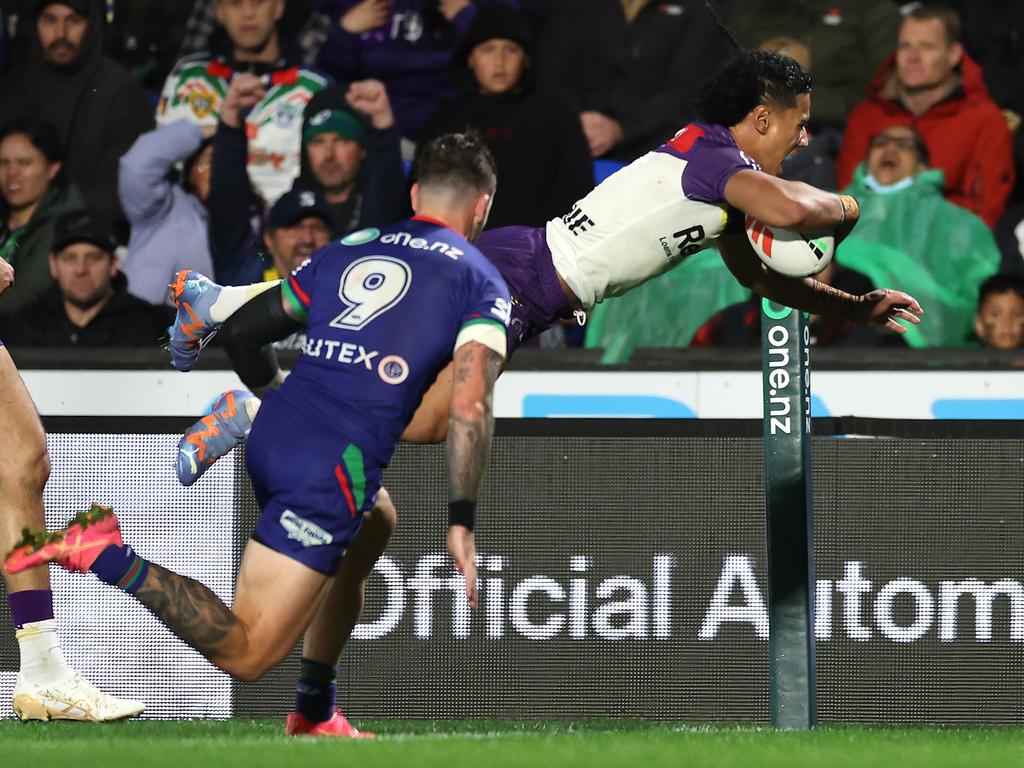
left=21, top=369, right=1024, bottom=419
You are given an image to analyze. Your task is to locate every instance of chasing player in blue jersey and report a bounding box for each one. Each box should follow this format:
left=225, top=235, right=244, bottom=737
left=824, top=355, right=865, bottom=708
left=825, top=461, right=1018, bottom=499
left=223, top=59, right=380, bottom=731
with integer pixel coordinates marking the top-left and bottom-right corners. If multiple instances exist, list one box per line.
left=4, top=133, right=509, bottom=736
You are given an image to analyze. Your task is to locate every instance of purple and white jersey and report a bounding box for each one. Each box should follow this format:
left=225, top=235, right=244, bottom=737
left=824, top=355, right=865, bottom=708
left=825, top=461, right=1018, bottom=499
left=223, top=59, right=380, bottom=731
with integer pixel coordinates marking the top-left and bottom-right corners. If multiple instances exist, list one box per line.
left=544, top=122, right=759, bottom=309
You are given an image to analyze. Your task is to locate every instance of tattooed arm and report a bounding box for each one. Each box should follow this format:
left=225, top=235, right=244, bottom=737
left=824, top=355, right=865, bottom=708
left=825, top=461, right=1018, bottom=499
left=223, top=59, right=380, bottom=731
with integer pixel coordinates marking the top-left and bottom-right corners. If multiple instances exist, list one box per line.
left=716, top=233, right=924, bottom=334
left=446, top=340, right=503, bottom=608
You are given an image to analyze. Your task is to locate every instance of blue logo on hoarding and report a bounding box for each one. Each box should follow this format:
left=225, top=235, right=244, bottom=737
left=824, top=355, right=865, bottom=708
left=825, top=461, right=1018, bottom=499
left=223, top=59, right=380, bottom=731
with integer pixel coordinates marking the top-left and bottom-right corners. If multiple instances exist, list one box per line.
left=523, top=395, right=695, bottom=418
left=931, top=399, right=1024, bottom=419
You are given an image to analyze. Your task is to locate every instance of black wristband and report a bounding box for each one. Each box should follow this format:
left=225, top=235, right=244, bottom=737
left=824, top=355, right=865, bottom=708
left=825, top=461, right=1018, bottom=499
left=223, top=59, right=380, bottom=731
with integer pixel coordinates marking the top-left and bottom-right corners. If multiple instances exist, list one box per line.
left=448, top=500, right=476, bottom=531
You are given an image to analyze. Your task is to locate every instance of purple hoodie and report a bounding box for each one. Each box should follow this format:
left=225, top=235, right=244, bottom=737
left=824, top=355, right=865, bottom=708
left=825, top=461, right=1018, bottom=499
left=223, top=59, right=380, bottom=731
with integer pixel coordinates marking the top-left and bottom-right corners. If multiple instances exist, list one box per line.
left=314, top=0, right=515, bottom=140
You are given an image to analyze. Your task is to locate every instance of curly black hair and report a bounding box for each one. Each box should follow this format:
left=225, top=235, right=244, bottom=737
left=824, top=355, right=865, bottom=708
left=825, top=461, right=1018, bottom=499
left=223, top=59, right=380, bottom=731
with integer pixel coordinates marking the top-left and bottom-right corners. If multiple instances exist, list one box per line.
left=414, top=132, right=497, bottom=194
left=695, top=49, right=813, bottom=128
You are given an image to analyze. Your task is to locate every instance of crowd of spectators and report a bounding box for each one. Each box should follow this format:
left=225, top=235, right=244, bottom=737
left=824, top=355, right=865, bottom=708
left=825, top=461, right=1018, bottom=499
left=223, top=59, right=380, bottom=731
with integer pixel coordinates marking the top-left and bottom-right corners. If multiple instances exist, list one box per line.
left=0, top=0, right=1022, bottom=353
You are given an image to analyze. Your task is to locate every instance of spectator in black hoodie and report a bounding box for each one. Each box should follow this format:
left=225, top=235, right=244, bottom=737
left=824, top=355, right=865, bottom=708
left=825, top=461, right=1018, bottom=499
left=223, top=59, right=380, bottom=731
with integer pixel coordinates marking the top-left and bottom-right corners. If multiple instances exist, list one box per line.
left=537, top=0, right=729, bottom=162
left=424, top=4, right=593, bottom=229
left=2, top=209, right=173, bottom=347
left=0, top=0, right=154, bottom=229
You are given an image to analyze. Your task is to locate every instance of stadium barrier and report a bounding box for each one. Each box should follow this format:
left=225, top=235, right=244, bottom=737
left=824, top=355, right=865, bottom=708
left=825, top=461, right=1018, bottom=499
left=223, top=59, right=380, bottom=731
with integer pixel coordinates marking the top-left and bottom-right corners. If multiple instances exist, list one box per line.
left=1, top=417, right=1020, bottom=723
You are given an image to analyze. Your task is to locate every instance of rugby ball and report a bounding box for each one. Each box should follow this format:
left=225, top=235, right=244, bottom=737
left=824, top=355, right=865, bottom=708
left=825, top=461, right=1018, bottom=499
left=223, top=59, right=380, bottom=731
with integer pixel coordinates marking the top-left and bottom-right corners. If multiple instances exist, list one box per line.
left=744, top=216, right=834, bottom=278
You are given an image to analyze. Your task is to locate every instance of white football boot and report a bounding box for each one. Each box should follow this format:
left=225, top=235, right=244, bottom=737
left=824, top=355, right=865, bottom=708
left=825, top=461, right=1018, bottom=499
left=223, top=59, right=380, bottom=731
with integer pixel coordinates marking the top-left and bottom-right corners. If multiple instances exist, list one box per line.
left=12, top=670, right=145, bottom=722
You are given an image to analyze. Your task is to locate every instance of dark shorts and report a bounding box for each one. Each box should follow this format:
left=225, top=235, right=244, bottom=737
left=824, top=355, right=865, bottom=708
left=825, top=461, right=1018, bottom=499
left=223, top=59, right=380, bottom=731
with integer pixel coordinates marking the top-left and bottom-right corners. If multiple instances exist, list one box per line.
left=476, top=226, right=573, bottom=355
left=246, top=391, right=382, bottom=575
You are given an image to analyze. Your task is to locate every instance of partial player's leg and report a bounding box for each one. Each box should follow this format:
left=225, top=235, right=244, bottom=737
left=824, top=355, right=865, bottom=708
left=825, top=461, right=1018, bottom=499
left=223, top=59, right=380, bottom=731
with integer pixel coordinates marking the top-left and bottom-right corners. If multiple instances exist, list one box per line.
left=176, top=365, right=454, bottom=487
left=286, top=490, right=398, bottom=737
left=0, top=346, right=144, bottom=721
left=167, top=271, right=280, bottom=372
left=6, top=510, right=334, bottom=682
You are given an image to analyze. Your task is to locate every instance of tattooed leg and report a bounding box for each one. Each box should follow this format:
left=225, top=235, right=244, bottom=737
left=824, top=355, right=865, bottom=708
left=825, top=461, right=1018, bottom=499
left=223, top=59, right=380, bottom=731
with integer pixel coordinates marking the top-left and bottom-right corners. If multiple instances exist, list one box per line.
left=134, top=564, right=241, bottom=658
left=125, top=539, right=333, bottom=681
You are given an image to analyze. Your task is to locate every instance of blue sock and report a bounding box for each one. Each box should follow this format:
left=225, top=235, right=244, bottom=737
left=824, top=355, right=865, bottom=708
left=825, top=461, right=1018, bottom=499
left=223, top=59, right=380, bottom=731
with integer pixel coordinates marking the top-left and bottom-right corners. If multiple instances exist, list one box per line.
left=90, top=545, right=151, bottom=595
left=295, top=657, right=337, bottom=723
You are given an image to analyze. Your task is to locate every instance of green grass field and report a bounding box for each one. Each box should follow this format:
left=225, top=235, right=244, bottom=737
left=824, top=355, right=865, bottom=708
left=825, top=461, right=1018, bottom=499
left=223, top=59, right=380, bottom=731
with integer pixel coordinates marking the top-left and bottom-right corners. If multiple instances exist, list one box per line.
left=0, top=719, right=1020, bottom=768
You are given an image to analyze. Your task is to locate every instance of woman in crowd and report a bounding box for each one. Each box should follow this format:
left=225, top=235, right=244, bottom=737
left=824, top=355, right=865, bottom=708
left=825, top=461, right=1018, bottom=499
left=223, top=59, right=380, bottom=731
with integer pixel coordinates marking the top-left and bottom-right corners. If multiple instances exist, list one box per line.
left=119, top=121, right=215, bottom=305
left=0, top=119, right=86, bottom=315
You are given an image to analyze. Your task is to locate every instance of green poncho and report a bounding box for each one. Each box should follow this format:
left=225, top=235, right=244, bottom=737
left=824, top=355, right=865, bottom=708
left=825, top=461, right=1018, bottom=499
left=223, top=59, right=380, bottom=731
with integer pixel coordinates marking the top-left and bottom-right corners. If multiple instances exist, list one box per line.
left=584, top=247, right=749, bottom=363
left=837, top=165, right=1001, bottom=347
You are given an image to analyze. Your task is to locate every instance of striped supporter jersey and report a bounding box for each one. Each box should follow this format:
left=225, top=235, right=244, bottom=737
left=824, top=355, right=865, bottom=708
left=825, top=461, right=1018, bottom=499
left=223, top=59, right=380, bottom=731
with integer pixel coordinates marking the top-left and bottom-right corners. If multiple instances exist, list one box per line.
left=276, top=216, right=511, bottom=465
left=545, top=122, right=761, bottom=309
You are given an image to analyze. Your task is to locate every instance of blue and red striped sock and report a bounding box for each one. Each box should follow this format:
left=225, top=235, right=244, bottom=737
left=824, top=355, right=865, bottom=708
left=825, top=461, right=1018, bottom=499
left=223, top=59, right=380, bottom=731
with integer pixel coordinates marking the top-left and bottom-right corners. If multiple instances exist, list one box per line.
left=89, top=545, right=151, bottom=595
left=295, top=657, right=337, bottom=723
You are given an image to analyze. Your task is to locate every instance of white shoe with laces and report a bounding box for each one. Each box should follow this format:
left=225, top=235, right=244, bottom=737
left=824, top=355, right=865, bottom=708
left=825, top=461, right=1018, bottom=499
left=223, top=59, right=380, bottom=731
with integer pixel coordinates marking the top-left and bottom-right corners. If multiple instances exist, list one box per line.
left=12, top=670, right=145, bottom=722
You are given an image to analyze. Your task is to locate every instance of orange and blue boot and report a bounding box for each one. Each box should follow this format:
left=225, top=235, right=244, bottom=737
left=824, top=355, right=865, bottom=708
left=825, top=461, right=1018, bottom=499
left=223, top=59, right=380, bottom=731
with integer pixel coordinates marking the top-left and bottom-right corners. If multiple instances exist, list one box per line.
left=168, top=270, right=222, bottom=372
left=177, top=390, right=259, bottom=486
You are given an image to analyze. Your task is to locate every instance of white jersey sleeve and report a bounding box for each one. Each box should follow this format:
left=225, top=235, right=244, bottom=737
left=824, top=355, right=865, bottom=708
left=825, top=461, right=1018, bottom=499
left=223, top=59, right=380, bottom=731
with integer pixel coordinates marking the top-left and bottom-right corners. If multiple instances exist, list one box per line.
left=545, top=122, right=759, bottom=309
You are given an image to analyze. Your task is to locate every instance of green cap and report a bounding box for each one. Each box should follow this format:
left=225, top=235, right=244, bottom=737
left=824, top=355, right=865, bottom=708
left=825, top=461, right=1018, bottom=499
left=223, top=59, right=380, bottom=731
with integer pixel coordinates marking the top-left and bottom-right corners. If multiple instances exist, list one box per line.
left=303, top=108, right=366, bottom=145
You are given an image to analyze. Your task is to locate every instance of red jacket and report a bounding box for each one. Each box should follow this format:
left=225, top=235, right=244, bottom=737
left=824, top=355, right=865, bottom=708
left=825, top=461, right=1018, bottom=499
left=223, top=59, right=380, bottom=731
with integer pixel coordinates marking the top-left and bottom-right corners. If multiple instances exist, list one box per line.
left=836, top=52, right=1014, bottom=227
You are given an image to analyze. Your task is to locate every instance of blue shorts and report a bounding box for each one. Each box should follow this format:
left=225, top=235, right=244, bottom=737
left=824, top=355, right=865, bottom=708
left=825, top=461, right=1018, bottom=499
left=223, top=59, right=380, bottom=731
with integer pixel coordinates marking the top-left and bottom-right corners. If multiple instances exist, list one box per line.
left=246, top=391, right=382, bottom=575
left=477, top=226, right=573, bottom=354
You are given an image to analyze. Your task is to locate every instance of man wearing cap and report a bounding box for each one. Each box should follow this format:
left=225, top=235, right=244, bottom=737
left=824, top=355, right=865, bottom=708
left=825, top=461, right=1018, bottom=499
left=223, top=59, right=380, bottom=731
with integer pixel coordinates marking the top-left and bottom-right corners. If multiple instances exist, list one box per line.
left=262, top=188, right=333, bottom=282
left=298, top=81, right=408, bottom=239
left=0, top=0, right=154, bottom=229
left=1, top=210, right=173, bottom=346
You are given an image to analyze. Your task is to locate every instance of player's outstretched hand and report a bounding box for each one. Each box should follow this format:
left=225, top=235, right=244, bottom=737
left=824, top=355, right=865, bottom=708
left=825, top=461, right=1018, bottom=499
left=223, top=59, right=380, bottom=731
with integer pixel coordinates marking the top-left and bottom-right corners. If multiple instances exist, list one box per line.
left=855, top=289, right=925, bottom=334
left=447, top=525, right=478, bottom=608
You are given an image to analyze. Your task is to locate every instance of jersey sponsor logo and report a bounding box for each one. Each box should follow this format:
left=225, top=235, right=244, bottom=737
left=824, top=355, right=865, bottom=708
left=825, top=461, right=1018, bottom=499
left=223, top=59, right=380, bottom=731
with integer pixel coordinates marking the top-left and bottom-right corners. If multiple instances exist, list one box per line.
left=390, top=11, right=424, bottom=43
left=562, top=205, right=595, bottom=236
left=301, top=336, right=380, bottom=369
left=379, top=231, right=464, bottom=259
left=341, top=228, right=381, bottom=246
left=658, top=225, right=707, bottom=262
left=280, top=510, right=333, bottom=548
left=377, top=355, right=410, bottom=385
left=491, top=297, right=512, bottom=325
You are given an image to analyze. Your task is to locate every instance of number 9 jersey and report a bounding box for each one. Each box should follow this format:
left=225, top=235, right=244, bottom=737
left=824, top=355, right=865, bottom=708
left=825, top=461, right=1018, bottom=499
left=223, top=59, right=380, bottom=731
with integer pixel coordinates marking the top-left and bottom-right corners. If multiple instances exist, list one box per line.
left=277, top=216, right=511, bottom=466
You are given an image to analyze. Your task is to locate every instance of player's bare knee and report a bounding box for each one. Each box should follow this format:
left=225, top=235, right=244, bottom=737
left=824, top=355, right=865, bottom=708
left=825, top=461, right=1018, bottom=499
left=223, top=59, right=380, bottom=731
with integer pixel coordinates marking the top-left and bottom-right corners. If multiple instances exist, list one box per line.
left=227, top=659, right=266, bottom=683
left=224, top=644, right=288, bottom=683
